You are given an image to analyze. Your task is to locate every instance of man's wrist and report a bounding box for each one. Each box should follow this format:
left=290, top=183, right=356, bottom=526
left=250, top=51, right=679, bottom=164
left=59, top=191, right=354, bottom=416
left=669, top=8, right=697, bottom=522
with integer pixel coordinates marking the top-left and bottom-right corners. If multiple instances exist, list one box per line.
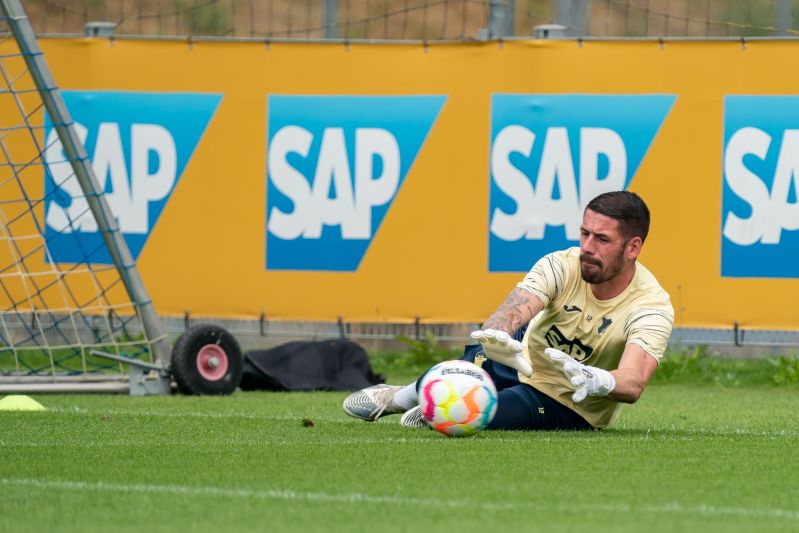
left=591, top=366, right=616, bottom=397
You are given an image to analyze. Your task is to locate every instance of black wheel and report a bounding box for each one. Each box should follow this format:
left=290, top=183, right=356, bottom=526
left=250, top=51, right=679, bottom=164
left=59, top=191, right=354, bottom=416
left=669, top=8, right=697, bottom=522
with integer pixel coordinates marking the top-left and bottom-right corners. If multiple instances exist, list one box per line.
left=170, top=324, right=243, bottom=395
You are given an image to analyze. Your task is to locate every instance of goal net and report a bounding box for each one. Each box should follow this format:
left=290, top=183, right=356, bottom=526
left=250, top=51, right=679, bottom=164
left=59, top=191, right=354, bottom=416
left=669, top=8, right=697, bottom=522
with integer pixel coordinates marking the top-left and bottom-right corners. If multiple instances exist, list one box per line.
left=0, top=0, right=172, bottom=394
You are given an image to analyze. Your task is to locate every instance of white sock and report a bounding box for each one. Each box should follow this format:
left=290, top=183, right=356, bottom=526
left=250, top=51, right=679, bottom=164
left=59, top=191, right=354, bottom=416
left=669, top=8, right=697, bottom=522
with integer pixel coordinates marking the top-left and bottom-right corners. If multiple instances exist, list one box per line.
left=393, top=382, right=418, bottom=410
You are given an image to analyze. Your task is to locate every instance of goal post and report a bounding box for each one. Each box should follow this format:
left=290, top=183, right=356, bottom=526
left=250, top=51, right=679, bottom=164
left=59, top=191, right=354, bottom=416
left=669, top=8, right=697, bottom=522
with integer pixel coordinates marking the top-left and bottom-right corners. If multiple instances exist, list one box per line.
left=0, top=0, right=242, bottom=395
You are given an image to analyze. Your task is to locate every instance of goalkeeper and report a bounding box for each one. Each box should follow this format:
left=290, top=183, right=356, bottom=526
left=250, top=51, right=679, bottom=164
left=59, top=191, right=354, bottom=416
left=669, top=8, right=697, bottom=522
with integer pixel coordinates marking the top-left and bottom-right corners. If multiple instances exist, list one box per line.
left=343, top=191, right=674, bottom=430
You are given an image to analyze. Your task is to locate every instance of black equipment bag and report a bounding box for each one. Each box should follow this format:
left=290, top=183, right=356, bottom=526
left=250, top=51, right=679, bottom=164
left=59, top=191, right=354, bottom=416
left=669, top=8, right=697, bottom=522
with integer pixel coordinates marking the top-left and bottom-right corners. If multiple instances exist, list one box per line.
left=239, top=339, right=385, bottom=391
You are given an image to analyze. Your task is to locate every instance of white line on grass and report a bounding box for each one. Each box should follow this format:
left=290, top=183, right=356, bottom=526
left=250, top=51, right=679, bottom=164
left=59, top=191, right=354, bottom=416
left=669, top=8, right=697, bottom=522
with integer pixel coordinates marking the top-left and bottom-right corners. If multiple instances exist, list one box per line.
left=2, top=478, right=797, bottom=522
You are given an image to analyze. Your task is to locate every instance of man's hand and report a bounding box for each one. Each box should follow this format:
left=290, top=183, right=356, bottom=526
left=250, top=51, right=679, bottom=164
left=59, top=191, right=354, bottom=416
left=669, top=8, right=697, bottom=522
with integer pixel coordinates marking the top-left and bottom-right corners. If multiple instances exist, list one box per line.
left=470, top=329, right=532, bottom=377
left=545, top=348, right=616, bottom=403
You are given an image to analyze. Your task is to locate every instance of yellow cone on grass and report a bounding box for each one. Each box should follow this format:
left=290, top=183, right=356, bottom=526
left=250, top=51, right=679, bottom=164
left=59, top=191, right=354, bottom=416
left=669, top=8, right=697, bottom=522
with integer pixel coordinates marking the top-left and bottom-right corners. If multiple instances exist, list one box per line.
left=0, top=395, right=46, bottom=411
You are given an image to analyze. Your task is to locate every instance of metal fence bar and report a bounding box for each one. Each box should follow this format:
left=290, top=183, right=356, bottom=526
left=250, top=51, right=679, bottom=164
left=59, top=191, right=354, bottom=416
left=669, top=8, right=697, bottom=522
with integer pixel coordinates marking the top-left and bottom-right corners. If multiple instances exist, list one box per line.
left=324, top=0, right=338, bottom=39
left=3, top=314, right=790, bottom=350
left=775, top=0, right=793, bottom=35
left=488, top=0, right=515, bottom=38
left=165, top=318, right=799, bottom=351
left=556, top=0, right=587, bottom=36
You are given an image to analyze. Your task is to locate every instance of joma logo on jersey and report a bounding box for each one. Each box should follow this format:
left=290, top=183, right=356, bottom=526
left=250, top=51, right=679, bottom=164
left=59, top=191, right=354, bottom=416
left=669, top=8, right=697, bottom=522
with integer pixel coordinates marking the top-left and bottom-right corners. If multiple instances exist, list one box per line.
left=489, top=94, right=676, bottom=272
left=722, top=96, right=799, bottom=278
left=266, top=95, right=445, bottom=271
left=44, top=91, right=221, bottom=264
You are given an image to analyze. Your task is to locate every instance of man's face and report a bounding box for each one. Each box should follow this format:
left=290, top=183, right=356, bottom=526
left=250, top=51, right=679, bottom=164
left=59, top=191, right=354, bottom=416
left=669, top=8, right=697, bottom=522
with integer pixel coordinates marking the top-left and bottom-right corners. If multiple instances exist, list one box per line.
left=579, top=209, right=631, bottom=284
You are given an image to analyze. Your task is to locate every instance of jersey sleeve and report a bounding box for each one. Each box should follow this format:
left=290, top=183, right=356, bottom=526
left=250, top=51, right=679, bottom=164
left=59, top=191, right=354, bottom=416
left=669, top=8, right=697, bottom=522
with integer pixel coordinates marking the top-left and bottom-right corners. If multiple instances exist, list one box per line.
left=516, top=250, right=570, bottom=307
left=623, top=306, right=674, bottom=362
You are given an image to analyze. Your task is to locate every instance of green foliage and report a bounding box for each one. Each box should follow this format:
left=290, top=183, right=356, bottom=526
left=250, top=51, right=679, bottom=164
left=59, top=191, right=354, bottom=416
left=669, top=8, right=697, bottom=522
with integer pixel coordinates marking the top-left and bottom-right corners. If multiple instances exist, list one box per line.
left=651, top=345, right=797, bottom=387
left=182, top=0, right=232, bottom=36
left=654, top=344, right=707, bottom=381
left=769, top=355, right=799, bottom=384
left=654, top=345, right=754, bottom=387
left=394, top=331, right=455, bottom=367
left=367, top=332, right=462, bottom=383
left=0, top=341, right=152, bottom=374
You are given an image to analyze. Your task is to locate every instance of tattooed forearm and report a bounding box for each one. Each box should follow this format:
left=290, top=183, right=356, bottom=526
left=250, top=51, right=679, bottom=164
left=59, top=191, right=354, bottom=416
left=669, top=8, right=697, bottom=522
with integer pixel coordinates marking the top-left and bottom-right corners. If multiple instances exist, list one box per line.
left=481, top=288, right=543, bottom=334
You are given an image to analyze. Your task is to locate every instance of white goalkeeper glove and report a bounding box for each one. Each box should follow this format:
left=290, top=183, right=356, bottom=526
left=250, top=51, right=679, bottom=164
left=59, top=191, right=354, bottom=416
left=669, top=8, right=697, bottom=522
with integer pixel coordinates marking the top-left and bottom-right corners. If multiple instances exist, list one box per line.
left=545, top=347, right=616, bottom=403
left=470, top=329, right=532, bottom=377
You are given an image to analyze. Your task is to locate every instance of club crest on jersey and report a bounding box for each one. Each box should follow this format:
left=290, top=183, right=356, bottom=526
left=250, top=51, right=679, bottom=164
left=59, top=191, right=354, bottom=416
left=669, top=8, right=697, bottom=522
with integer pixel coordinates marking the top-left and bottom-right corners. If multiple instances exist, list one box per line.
left=598, top=317, right=613, bottom=334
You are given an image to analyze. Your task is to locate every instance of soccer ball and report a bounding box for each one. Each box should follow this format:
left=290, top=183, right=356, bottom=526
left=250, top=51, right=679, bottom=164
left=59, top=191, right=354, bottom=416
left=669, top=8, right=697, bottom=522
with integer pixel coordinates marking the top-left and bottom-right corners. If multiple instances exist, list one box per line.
left=418, top=360, right=498, bottom=437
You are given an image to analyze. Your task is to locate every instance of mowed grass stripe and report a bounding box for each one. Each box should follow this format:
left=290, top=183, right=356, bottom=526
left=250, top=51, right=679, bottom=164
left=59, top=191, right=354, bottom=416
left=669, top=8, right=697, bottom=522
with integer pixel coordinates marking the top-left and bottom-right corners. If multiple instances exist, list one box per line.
left=35, top=406, right=799, bottom=439
left=3, top=478, right=798, bottom=521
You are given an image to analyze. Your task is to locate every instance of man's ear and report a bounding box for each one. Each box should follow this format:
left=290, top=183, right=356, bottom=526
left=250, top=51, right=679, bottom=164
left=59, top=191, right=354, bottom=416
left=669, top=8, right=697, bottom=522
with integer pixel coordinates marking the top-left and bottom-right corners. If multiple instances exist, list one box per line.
left=626, top=236, right=642, bottom=259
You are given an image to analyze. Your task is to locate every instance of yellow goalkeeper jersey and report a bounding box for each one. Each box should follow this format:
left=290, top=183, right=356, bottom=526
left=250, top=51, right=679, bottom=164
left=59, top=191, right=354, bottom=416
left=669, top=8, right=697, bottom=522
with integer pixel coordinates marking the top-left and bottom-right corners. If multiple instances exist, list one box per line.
left=516, top=247, right=674, bottom=428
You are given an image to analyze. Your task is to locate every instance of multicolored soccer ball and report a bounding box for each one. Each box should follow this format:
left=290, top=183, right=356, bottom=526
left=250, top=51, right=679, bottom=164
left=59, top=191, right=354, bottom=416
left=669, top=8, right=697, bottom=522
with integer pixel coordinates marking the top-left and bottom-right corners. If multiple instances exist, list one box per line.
left=418, top=360, right=498, bottom=437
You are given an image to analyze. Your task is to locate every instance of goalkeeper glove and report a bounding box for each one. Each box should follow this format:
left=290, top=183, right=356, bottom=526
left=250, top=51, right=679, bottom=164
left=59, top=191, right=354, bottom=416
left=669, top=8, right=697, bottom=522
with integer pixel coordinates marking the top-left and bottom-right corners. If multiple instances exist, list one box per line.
left=545, top=347, right=616, bottom=403
left=470, top=329, right=532, bottom=377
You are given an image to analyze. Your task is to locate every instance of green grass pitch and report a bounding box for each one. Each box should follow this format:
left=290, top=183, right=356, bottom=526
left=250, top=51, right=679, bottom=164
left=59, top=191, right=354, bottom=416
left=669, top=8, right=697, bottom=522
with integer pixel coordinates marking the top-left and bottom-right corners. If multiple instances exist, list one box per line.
left=1, top=381, right=798, bottom=532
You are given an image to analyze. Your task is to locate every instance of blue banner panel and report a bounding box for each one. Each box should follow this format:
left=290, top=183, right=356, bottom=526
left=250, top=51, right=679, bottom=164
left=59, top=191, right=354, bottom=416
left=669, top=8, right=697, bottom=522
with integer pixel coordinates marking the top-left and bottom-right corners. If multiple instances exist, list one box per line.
left=488, top=94, right=675, bottom=272
left=44, top=91, right=221, bottom=264
left=722, top=96, right=799, bottom=278
left=265, top=95, right=446, bottom=271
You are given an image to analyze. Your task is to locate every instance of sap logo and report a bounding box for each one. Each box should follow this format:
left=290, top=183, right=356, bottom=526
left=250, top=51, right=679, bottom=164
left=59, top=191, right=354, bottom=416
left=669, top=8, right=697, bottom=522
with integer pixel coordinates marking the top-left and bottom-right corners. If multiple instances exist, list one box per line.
left=489, top=94, right=675, bottom=272
left=44, top=91, right=221, bottom=264
left=491, top=125, right=627, bottom=241
left=268, top=127, right=400, bottom=240
left=266, top=95, right=446, bottom=271
left=724, top=127, right=799, bottom=245
left=722, top=96, right=799, bottom=278
left=45, top=122, right=176, bottom=235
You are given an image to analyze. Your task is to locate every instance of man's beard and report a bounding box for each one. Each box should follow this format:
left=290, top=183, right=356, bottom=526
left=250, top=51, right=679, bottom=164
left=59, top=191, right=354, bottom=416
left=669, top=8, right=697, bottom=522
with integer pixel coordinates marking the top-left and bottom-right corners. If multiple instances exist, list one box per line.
left=580, top=248, right=626, bottom=284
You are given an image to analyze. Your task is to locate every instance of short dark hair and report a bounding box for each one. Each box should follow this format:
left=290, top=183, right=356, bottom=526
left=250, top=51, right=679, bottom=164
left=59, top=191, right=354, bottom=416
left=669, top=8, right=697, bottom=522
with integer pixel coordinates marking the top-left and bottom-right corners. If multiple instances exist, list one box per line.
left=585, top=191, right=650, bottom=243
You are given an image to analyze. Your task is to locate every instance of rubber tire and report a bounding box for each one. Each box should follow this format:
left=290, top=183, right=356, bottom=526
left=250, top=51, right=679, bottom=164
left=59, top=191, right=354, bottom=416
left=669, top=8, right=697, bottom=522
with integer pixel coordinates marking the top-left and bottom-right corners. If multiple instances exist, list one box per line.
left=171, top=324, right=243, bottom=395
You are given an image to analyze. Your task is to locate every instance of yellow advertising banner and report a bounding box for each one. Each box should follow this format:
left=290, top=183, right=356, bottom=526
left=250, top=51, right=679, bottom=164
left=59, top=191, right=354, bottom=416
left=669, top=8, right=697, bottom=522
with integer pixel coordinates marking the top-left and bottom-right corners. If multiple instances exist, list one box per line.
left=5, top=38, right=799, bottom=330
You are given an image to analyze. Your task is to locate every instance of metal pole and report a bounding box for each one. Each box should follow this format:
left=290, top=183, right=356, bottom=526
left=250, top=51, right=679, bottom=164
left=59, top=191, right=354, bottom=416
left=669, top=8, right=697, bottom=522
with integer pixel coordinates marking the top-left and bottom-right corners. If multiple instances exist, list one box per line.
left=324, top=0, right=338, bottom=39
left=0, top=0, right=172, bottom=370
left=489, top=0, right=515, bottom=38
left=556, top=0, right=587, bottom=37
left=775, top=0, right=792, bottom=36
